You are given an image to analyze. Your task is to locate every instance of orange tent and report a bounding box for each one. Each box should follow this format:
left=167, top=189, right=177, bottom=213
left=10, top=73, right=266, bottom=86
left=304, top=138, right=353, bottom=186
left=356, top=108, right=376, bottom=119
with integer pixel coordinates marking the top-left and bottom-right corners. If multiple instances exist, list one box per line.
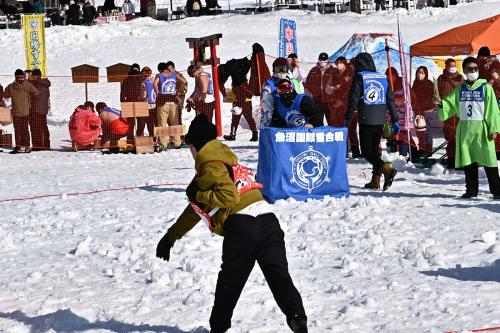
left=410, top=14, right=500, bottom=57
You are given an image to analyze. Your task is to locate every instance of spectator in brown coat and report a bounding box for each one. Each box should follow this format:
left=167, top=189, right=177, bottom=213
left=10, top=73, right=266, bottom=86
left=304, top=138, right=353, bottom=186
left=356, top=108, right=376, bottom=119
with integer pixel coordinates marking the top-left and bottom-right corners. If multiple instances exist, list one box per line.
left=120, top=63, right=146, bottom=143
left=4, top=69, right=39, bottom=154
left=434, top=58, right=464, bottom=169
left=304, top=52, right=335, bottom=126
left=29, top=68, right=51, bottom=150
left=412, top=66, right=434, bottom=154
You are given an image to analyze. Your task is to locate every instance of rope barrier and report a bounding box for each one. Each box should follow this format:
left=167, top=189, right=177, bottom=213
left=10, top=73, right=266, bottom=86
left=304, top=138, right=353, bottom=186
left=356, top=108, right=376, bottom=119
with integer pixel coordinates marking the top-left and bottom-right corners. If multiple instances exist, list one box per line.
left=0, top=182, right=189, bottom=203
left=445, top=326, right=500, bottom=333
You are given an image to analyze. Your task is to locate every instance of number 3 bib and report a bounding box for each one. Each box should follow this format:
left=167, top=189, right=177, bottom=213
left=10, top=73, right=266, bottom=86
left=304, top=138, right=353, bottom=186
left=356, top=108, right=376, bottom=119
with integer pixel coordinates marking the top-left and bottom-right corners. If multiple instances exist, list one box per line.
left=459, top=84, right=485, bottom=121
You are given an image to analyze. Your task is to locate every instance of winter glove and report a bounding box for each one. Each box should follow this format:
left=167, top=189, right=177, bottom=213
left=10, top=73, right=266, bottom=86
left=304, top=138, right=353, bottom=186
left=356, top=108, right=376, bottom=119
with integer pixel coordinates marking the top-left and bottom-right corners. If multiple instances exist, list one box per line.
left=186, top=180, right=199, bottom=203
left=156, top=234, right=172, bottom=261
left=392, top=121, right=400, bottom=135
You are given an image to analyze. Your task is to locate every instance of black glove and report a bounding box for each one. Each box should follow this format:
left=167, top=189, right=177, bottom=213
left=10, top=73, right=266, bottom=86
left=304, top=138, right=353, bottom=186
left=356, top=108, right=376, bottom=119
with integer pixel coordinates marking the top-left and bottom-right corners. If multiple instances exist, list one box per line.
left=186, top=180, right=199, bottom=203
left=156, top=234, right=172, bottom=261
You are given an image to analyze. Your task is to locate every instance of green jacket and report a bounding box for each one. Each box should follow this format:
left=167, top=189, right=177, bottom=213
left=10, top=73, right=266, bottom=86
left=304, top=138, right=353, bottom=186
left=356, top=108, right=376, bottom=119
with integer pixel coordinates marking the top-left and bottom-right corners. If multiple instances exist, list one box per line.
left=439, top=79, right=500, bottom=168
left=166, top=140, right=264, bottom=245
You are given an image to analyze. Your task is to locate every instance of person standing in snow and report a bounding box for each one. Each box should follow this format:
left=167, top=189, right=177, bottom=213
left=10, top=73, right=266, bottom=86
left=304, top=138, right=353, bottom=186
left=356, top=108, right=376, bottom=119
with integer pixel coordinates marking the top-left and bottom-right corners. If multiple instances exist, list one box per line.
left=412, top=66, right=435, bottom=155
left=29, top=69, right=51, bottom=151
left=122, top=0, right=135, bottom=20
left=166, top=61, right=188, bottom=125
left=304, top=52, right=335, bottom=126
left=4, top=69, right=39, bottom=154
left=137, top=66, right=156, bottom=137
left=438, top=57, right=500, bottom=199
left=261, top=57, right=302, bottom=128
left=434, top=58, right=464, bottom=169
left=345, top=53, right=399, bottom=191
left=82, top=0, right=97, bottom=25
left=219, top=57, right=258, bottom=141
left=155, top=62, right=183, bottom=149
left=186, top=65, right=216, bottom=122
left=249, top=43, right=270, bottom=97
left=120, top=63, right=147, bottom=143
left=156, top=113, right=308, bottom=333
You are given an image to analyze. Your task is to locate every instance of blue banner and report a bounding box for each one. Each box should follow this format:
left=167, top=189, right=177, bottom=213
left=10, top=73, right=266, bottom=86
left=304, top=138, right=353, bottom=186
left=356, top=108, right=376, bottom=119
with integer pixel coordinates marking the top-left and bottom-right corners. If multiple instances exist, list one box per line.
left=257, top=127, right=349, bottom=203
left=279, top=18, right=298, bottom=58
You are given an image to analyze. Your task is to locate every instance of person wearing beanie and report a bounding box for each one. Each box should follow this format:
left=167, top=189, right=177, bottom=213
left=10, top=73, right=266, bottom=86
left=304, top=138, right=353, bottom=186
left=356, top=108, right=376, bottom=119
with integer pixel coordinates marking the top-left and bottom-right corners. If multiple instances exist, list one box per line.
left=156, top=113, right=308, bottom=333
left=434, top=58, right=464, bottom=169
left=260, top=57, right=302, bottom=128
left=4, top=69, right=39, bottom=154
left=438, top=56, right=500, bottom=199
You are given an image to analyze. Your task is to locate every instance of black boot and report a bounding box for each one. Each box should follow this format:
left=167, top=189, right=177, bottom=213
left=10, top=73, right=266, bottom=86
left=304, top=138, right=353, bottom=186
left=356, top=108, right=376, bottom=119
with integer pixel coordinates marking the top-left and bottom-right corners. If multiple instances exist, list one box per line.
left=223, top=134, right=236, bottom=141
left=462, top=163, right=479, bottom=198
left=250, top=130, right=258, bottom=142
left=351, top=146, right=362, bottom=158
left=446, top=157, right=455, bottom=170
left=287, top=314, right=308, bottom=333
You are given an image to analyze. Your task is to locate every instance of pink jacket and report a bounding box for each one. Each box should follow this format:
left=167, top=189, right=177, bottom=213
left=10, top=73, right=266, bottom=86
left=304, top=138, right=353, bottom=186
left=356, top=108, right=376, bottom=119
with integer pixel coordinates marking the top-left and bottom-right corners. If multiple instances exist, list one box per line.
left=69, top=107, right=102, bottom=146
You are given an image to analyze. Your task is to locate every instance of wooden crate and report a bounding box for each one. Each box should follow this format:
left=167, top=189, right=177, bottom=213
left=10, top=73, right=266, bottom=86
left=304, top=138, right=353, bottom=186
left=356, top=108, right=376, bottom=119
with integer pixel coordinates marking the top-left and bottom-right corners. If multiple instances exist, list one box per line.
left=0, top=107, right=13, bottom=125
left=135, top=136, right=155, bottom=154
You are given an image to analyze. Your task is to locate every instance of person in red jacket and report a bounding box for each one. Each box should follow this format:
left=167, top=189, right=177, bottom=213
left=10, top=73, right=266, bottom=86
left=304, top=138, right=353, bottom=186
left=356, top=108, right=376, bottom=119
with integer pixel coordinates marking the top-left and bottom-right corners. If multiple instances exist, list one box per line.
left=434, top=58, right=464, bottom=169
left=304, top=52, right=335, bottom=124
left=412, top=66, right=435, bottom=154
left=68, top=104, right=102, bottom=151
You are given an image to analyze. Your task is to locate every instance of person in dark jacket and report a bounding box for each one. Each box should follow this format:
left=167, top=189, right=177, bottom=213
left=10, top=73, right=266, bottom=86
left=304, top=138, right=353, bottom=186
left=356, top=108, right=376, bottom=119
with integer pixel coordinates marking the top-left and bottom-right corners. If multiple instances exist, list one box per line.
left=120, top=63, right=146, bottom=143
left=66, top=0, right=81, bottom=25
left=82, top=1, right=97, bottom=25
left=345, top=52, right=399, bottom=191
left=29, top=69, right=51, bottom=150
left=270, top=78, right=323, bottom=128
left=156, top=113, right=308, bottom=333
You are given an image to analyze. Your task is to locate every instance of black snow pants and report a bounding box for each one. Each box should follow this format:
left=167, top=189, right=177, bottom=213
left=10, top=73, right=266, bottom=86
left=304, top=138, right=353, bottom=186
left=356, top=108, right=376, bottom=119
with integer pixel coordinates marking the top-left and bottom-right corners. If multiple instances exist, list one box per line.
left=463, top=162, right=500, bottom=196
left=209, top=213, right=306, bottom=332
left=359, top=124, right=384, bottom=175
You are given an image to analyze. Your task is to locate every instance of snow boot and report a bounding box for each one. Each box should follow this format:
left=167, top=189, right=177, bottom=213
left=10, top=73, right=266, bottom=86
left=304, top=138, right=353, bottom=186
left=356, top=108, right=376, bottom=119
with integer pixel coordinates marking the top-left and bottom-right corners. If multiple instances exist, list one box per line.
left=351, top=146, right=362, bottom=159
left=364, top=174, right=381, bottom=190
left=461, top=192, right=478, bottom=199
left=382, top=163, right=397, bottom=191
left=287, top=314, right=308, bottom=333
left=250, top=130, right=259, bottom=142
left=223, top=134, right=236, bottom=141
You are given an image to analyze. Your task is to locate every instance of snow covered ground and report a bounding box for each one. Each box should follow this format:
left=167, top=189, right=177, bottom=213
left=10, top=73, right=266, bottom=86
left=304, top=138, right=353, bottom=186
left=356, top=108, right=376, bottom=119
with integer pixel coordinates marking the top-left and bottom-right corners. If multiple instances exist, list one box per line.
left=1, top=2, right=500, bottom=332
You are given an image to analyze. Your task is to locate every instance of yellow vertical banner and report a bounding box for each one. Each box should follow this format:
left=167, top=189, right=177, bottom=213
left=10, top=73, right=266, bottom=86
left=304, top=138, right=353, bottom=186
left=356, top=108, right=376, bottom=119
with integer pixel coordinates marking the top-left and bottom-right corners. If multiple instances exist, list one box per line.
left=22, top=14, right=47, bottom=76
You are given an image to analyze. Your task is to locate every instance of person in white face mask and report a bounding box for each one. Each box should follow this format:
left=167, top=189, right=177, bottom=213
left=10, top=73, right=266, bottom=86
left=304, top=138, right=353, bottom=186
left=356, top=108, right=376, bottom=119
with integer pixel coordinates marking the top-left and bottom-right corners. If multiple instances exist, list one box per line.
left=435, top=58, right=464, bottom=169
left=438, top=56, right=500, bottom=199
left=304, top=52, right=335, bottom=125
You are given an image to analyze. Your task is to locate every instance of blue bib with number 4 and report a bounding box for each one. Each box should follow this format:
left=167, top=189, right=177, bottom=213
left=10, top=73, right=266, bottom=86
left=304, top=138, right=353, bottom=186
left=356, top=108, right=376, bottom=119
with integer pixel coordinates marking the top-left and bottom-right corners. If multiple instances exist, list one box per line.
left=360, top=71, right=388, bottom=106
left=459, top=83, right=486, bottom=121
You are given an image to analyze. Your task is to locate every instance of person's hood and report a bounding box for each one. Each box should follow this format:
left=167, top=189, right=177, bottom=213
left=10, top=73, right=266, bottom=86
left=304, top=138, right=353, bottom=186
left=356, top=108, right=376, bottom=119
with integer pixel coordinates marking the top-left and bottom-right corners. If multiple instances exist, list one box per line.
left=195, top=140, right=238, bottom=170
left=354, top=52, right=376, bottom=73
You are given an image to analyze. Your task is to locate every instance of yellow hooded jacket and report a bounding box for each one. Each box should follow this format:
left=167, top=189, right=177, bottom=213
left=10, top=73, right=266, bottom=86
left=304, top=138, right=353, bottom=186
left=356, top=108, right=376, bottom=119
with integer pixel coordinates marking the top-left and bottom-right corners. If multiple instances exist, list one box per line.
left=166, top=140, right=264, bottom=245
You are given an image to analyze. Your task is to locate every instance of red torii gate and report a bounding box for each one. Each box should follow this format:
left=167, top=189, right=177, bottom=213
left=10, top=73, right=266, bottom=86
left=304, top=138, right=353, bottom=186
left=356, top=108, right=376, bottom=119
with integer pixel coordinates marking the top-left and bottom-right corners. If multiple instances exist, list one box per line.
left=186, top=34, right=223, bottom=137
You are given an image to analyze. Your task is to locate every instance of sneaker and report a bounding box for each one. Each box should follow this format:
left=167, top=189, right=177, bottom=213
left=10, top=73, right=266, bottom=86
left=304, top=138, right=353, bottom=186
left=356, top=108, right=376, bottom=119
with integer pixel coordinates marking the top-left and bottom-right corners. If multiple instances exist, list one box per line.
left=461, top=192, right=478, bottom=199
left=287, top=314, right=308, bottom=333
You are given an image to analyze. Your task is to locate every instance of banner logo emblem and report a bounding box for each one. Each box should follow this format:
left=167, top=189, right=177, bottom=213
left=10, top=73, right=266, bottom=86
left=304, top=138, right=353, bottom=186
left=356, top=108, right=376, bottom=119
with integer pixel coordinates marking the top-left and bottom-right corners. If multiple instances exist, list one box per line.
left=290, top=146, right=331, bottom=193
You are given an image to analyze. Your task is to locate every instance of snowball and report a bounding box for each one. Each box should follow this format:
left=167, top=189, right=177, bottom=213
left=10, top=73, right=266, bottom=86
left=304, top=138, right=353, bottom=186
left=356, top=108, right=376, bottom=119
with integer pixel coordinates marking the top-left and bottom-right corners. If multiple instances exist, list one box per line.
left=480, top=231, right=496, bottom=245
left=430, top=163, right=445, bottom=176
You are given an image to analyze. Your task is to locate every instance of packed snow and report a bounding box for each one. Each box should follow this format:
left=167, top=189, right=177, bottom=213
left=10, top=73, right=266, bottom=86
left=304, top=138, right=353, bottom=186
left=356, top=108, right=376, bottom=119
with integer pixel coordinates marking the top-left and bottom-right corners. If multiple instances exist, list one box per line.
left=1, top=1, right=500, bottom=332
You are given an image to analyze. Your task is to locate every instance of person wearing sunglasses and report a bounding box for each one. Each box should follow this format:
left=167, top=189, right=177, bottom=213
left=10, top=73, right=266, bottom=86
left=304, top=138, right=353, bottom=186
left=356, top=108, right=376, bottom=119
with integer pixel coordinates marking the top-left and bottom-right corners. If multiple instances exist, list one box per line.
left=261, top=57, right=303, bottom=128
left=439, top=56, right=500, bottom=199
left=268, top=78, right=323, bottom=128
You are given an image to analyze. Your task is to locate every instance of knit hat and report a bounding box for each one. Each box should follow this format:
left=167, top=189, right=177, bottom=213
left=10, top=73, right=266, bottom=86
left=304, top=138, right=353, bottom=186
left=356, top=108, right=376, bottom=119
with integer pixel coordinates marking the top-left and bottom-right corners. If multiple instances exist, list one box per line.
left=462, top=57, right=478, bottom=70
left=185, top=113, right=218, bottom=151
left=131, top=63, right=140, bottom=71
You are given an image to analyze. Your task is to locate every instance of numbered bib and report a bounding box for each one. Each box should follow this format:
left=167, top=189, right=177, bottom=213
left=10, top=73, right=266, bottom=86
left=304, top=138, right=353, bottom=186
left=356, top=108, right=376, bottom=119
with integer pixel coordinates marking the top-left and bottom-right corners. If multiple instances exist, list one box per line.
left=459, top=84, right=485, bottom=121
left=361, top=72, right=387, bottom=106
